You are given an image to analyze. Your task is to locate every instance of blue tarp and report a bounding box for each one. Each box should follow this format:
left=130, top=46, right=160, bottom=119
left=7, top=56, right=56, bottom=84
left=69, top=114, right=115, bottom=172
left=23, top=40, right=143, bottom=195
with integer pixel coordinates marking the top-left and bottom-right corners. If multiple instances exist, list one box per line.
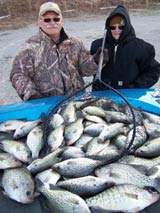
left=0, top=89, right=159, bottom=122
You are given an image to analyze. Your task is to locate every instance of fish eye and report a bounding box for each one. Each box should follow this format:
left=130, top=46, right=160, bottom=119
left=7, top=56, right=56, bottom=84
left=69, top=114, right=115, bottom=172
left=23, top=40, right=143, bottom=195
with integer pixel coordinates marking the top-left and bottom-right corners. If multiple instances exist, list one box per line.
left=26, top=191, right=31, bottom=196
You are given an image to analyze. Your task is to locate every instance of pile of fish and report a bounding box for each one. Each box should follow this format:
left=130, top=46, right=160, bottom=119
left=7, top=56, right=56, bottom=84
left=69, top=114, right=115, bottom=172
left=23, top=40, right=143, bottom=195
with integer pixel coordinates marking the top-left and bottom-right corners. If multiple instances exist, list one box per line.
left=0, top=96, right=160, bottom=213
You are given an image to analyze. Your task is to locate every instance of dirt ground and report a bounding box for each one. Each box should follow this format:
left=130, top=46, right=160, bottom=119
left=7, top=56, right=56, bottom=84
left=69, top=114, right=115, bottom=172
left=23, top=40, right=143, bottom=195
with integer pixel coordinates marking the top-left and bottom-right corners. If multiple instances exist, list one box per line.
left=0, top=11, right=160, bottom=105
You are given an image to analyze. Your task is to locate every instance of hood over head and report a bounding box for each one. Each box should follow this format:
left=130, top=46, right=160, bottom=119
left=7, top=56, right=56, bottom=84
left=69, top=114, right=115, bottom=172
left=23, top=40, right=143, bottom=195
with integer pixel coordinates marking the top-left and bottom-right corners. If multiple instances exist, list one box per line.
left=105, top=5, right=136, bottom=44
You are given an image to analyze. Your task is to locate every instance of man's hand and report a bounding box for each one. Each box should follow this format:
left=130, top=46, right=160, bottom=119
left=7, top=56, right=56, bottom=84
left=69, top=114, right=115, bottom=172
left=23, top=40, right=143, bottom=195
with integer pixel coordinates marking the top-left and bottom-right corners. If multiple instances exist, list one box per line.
left=23, top=89, right=41, bottom=101
left=94, top=47, right=109, bottom=65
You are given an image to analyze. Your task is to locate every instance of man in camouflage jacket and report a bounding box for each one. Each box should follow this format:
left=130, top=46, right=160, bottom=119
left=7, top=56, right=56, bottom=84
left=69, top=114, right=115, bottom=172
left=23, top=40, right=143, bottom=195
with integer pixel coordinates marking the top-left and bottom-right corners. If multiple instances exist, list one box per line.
left=10, top=2, right=106, bottom=101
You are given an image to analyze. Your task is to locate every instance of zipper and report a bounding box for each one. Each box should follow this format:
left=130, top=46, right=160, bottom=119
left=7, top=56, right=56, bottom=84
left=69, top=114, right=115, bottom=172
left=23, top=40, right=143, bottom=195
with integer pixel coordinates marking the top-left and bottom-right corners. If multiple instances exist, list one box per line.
left=114, top=44, right=118, bottom=63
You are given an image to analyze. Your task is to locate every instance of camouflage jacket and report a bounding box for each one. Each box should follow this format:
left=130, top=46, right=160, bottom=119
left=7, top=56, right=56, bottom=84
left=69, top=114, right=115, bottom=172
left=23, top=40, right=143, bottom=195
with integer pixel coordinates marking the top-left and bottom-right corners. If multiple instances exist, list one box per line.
left=10, top=28, right=97, bottom=101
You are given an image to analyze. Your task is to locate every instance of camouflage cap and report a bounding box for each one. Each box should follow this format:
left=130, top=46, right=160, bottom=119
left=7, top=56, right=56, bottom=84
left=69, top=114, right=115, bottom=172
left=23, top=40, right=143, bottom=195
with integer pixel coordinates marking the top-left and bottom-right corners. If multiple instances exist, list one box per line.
left=39, top=2, right=62, bottom=17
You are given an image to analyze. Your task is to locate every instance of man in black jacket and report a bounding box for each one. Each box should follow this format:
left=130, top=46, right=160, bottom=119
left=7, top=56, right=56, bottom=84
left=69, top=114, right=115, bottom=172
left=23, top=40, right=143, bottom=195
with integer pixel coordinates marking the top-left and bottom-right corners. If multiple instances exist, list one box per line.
left=91, top=5, right=160, bottom=90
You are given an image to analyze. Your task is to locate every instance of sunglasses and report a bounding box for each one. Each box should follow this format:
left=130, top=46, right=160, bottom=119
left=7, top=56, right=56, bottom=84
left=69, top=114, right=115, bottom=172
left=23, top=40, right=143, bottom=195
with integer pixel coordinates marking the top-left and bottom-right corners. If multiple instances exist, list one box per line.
left=42, top=17, right=60, bottom=23
left=109, top=25, right=125, bottom=31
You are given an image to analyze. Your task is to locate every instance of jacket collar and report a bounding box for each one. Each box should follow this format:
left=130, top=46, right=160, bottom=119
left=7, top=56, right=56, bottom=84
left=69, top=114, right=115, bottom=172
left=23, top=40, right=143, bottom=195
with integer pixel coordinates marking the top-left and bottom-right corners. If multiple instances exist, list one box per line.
left=39, top=27, right=68, bottom=45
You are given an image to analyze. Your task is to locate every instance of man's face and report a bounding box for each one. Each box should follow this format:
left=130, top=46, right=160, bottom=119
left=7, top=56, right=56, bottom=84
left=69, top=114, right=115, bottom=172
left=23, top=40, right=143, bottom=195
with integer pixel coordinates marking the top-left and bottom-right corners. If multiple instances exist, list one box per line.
left=38, top=11, right=63, bottom=37
left=110, top=24, right=124, bottom=41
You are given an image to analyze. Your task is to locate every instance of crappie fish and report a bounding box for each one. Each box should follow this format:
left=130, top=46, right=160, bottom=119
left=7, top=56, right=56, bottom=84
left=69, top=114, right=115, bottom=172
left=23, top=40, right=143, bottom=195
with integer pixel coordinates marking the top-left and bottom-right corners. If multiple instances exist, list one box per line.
left=112, top=134, right=127, bottom=149
left=85, top=184, right=160, bottom=212
left=26, top=125, right=44, bottom=159
left=126, top=125, right=147, bottom=152
left=36, top=182, right=90, bottom=213
left=0, top=119, right=26, bottom=133
left=64, top=118, right=84, bottom=145
left=83, top=106, right=106, bottom=118
left=0, top=139, right=32, bottom=163
left=2, top=168, right=35, bottom=204
left=49, top=113, right=64, bottom=129
left=143, top=119, right=160, bottom=139
left=60, top=146, right=85, bottom=160
left=74, top=134, right=93, bottom=149
left=84, top=123, right=107, bottom=137
left=59, top=99, right=77, bottom=124
left=47, top=124, right=65, bottom=152
left=27, top=148, right=63, bottom=174
left=84, top=114, right=107, bottom=125
left=135, top=137, right=160, bottom=157
left=98, top=123, right=125, bottom=143
left=85, top=137, right=110, bottom=156
left=105, top=110, right=131, bottom=123
left=0, top=152, right=22, bottom=169
left=142, top=111, right=160, bottom=125
left=52, top=157, right=103, bottom=178
left=35, top=169, right=61, bottom=188
left=119, top=155, right=160, bottom=169
left=94, top=163, right=160, bottom=192
left=57, top=175, right=111, bottom=197
left=14, top=119, right=41, bottom=139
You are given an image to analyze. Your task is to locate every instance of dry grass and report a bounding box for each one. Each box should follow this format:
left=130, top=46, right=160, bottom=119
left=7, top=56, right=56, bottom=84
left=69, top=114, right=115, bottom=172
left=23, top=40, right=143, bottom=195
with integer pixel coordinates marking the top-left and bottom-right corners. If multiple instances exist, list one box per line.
left=0, top=0, right=160, bottom=31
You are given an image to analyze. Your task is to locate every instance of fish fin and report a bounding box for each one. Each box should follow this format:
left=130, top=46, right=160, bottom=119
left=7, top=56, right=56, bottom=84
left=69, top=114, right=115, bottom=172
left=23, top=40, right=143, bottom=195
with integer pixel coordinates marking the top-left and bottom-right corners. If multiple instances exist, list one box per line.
left=2, top=190, right=10, bottom=199
left=89, top=206, right=121, bottom=213
left=129, top=164, right=148, bottom=175
left=147, top=166, right=159, bottom=176
left=35, top=178, right=45, bottom=191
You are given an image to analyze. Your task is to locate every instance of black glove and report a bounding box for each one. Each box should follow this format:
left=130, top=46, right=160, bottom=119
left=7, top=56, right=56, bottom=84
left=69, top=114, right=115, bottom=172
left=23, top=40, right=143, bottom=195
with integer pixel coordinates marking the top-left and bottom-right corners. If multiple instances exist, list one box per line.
left=93, top=47, right=109, bottom=65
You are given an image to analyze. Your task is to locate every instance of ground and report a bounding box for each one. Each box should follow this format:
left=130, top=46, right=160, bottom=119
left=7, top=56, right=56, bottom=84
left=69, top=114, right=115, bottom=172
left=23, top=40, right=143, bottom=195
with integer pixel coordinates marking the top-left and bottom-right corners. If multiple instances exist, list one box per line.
left=0, top=11, right=160, bottom=105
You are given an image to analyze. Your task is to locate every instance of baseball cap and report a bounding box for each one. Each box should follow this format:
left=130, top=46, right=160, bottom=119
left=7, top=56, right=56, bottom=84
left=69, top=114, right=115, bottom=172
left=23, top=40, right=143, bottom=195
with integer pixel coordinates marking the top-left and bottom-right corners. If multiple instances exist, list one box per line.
left=109, top=15, right=125, bottom=26
left=39, top=2, right=62, bottom=17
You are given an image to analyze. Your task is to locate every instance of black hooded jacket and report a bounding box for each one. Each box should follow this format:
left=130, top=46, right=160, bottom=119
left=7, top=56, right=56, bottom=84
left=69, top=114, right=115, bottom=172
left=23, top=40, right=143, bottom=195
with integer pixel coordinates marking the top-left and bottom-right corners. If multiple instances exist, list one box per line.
left=91, top=5, right=160, bottom=89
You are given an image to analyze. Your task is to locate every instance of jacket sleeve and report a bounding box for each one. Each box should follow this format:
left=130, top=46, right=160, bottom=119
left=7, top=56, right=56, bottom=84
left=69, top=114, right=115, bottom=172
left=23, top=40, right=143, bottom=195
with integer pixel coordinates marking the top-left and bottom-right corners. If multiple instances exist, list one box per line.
left=10, top=46, right=41, bottom=101
left=133, top=42, right=160, bottom=88
left=76, top=40, right=98, bottom=77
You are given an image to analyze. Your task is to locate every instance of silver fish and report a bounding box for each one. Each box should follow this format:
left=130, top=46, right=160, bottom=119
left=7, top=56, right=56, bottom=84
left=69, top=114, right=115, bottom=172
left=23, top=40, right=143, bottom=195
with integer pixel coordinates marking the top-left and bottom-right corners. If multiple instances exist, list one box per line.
left=0, top=139, right=32, bottom=163
left=74, top=134, right=93, bottom=149
left=143, top=119, right=160, bottom=139
left=27, top=148, right=63, bottom=174
left=57, top=175, right=111, bottom=197
left=135, top=137, right=160, bottom=158
left=105, top=110, right=131, bottom=123
left=119, top=155, right=160, bottom=169
left=47, top=124, right=65, bottom=152
left=14, top=119, right=41, bottom=139
left=85, top=184, right=159, bottom=212
left=0, top=119, right=26, bottom=133
left=84, top=123, right=107, bottom=137
left=52, top=157, right=103, bottom=178
left=84, top=114, right=107, bottom=125
left=59, top=99, right=77, bottom=124
left=64, top=118, right=84, bottom=145
left=2, top=168, right=35, bottom=204
left=83, top=106, right=106, bottom=118
left=85, top=137, right=110, bottom=156
left=49, top=113, right=64, bottom=129
left=94, top=163, right=160, bottom=192
left=61, top=146, right=85, bottom=160
left=142, top=111, right=160, bottom=125
left=35, top=169, right=61, bottom=188
left=112, top=134, right=127, bottom=149
left=98, top=123, right=125, bottom=143
left=26, top=125, right=44, bottom=159
left=126, top=125, right=147, bottom=152
left=0, top=152, right=22, bottom=169
left=37, top=183, right=90, bottom=213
